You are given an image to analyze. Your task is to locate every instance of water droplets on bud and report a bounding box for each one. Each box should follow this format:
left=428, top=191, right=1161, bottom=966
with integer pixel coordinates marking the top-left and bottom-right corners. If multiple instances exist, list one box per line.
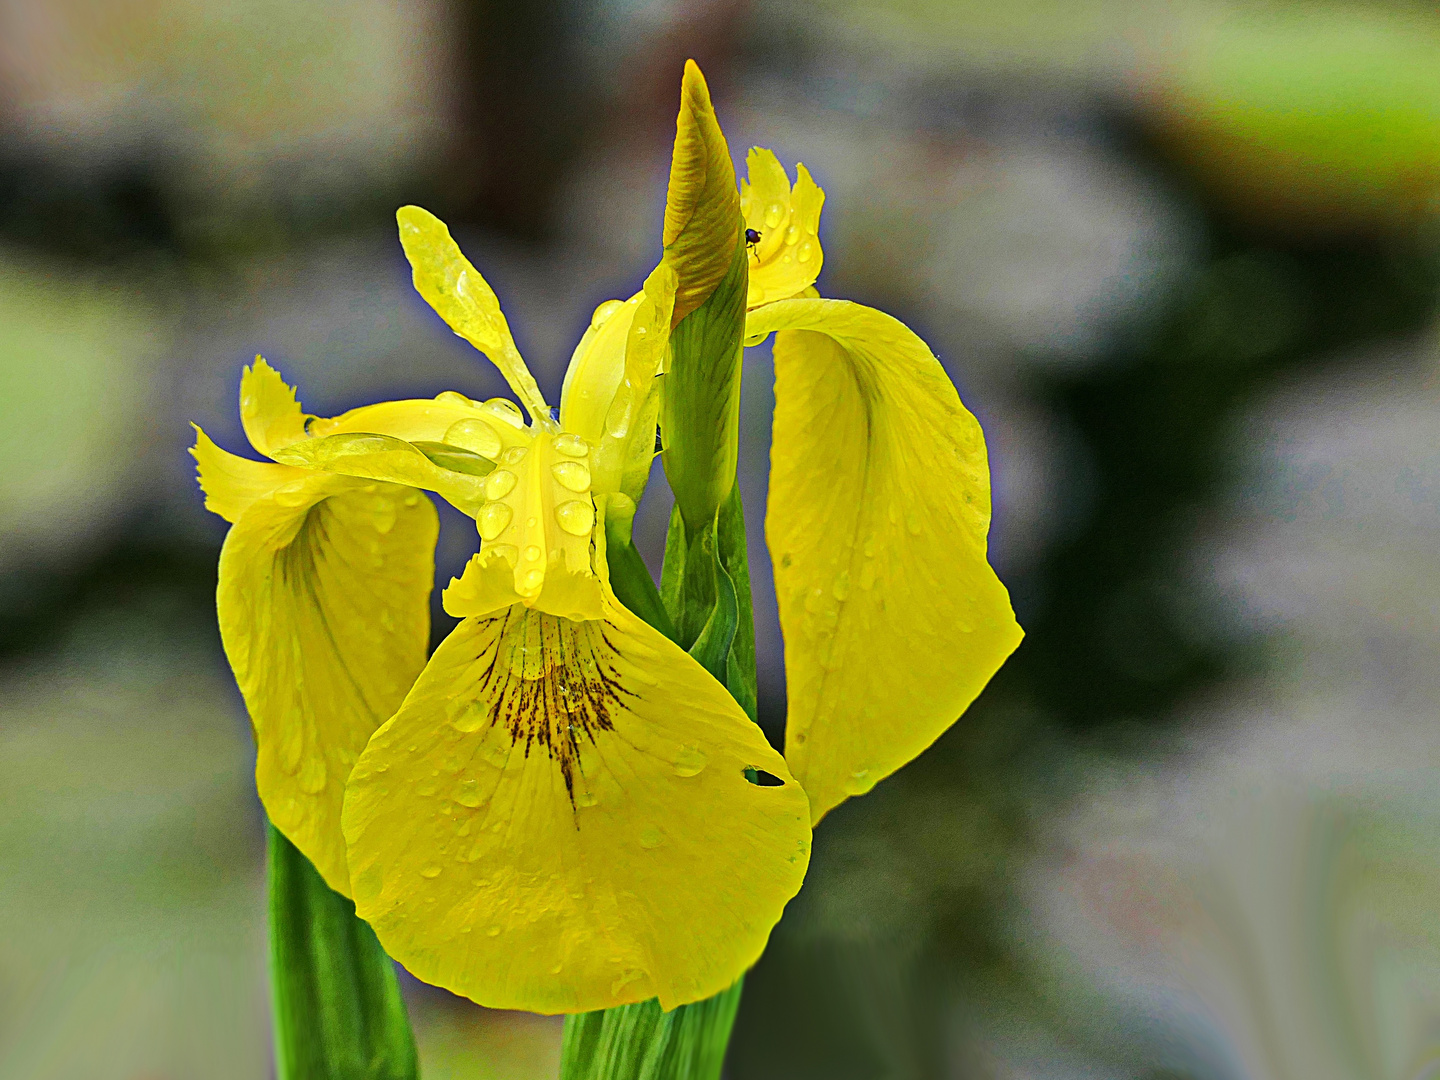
left=501, top=445, right=528, bottom=466
left=482, top=398, right=525, bottom=429
left=591, top=298, right=624, bottom=329
left=764, top=202, right=785, bottom=228
left=478, top=503, right=512, bottom=540
left=444, top=418, right=502, bottom=458
left=484, top=469, right=517, bottom=500
left=785, top=224, right=799, bottom=245
left=434, top=390, right=475, bottom=408
left=672, top=746, right=707, bottom=777
left=551, top=461, right=590, bottom=492
left=554, top=433, right=589, bottom=457
left=555, top=500, right=593, bottom=536
left=486, top=542, right=518, bottom=567
left=519, top=568, right=545, bottom=594
left=797, top=240, right=814, bottom=264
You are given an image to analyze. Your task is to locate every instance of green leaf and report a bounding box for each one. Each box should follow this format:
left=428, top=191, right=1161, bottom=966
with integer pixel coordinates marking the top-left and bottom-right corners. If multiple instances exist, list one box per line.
left=606, top=534, right=680, bottom=645
left=559, top=979, right=743, bottom=1080
left=268, top=824, right=419, bottom=1080
left=688, top=552, right=738, bottom=685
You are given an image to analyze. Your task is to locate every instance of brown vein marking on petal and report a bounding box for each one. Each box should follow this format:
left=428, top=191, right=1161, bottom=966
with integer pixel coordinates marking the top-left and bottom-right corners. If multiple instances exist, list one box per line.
left=473, top=606, right=632, bottom=808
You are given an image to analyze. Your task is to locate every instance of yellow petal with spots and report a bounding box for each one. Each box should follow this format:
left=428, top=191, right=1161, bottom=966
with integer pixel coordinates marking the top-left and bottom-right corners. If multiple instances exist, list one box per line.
left=741, top=149, right=825, bottom=308
left=663, top=60, right=741, bottom=325
left=396, top=206, right=550, bottom=424
left=341, top=592, right=811, bottom=1014
left=240, top=356, right=312, bottom=457
left=747, top=298, right=1023, bottom=825
left=191, top=424, right=305, bottom=523
left=219, top=473, right=438, bottom=894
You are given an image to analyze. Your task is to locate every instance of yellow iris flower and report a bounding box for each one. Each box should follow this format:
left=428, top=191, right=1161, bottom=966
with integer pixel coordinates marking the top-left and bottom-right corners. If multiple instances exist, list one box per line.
left=193, top=206, right=811, bottom=1015
left=735, top=139, right=1025, bottom=826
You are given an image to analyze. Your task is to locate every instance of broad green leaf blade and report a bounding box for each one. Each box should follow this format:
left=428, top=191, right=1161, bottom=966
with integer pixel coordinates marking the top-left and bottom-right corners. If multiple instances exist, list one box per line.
left=268, top=824, right=418, bottom=1080
left=560, top=980, right=743, bottom=1080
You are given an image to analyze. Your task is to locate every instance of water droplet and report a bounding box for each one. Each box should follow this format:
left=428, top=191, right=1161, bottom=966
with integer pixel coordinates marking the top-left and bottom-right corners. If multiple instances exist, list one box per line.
left=672, top=746, right=707, bottom=777
left=501, top=445, right=528, bottom=466
left=635, top=324, right=647, bottom=335
left=551, top=961, right=564, bottom=974
left=434, top=390, right=474, bottom=408
left=484, top=468, right=517, bottom=500
left=455, top=269, right=472, bottom=298
left=444, top=418, right=502, bottom=458
left=524, top=545, right=542, bottom=563
left=478, top=502, right=512, bottom=540
left=486, top=542, right=518, bottom=567
left=482, top=398, right=525, bottom=429
left=575, top=787, right=598, bottom=807
left=843, top=768, right=876, bottom=796
left=551, top=460, right=590, bottom=492
left=555, top=500, right=593, bottom=536
left=591, top=298, right=624, bottom=329
left=554, top=433, right=589, bottom=457
left=486, top=925, right=501, bottom=937
left=420, top=865, right=442, bottom=878
left=796, top=240, right=814, bottom=264
left=519, top=568, right=545, bottom=594
left=764, top=202, right=785, bottom=228
left=639, top=826, right=664, bottom=849
left=832, top=571, right=850, bottom=601
left=785, top=224, right=799, bottom=245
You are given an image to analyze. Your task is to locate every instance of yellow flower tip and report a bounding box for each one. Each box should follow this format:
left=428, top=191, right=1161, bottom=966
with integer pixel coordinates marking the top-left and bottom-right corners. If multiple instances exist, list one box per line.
left=664, top=60, right=741, bottom=325
left=239, top=356, right=312, bottom=459
left=741, top=148, right=826, bottom=308
left=341, top=590, right=811, bottom=1014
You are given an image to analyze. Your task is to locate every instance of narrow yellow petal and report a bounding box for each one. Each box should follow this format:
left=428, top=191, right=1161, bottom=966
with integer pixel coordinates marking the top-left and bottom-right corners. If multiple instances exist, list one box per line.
left=741, top=149, right=826, bottom=308
left=191, top=424, right=305, bottom=523
left=272, top=431, right=490, bottom=517
left=747, top=299, right=1023, bottom=825
left=312, top=393, right=527, bottom=446
left=219, top=473, right=438, bottom=894
left=342, top=592, right=811, bottom=1014
left=663, top=60, right=741, bottom=325
left=240, top=356, right=313, bottom=457
left=396, top=206, right=551, bottom=424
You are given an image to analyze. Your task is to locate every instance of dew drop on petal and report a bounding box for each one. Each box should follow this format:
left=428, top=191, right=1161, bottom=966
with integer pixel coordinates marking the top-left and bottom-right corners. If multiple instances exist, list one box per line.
left=554, top=433, right=589, bottom=457
left=555, top=500, right=594, bottom=536
left=501, top=445, right=528, bottom=466
left=672, top=746, right=707, bottom=777
left=785, top=224, right=799, bottom=245
left=478, top=502, right=512, bottom=540
left=482, top=398, right=525, bottom=429
left=796, top=240, right=814, bottom=264
left=764, top=202, right=785, bottom=228
left=435, top=390, right=474, bottom=408
left=420, top=865, right=442, bottom=879
left=486, top=925, right=501, bottom=937
left=519, top=568, right=545, bottom=594
left=484, top=468, right=517, bottom=500
left=639, top=826, right=664, bottom=849
left=591, top=299, right=624, bottom=329
left=551, top=460, right=590, bottom=492
left=444, top=418, right=502, bottom=458
left=524, top=545, right=542, bottom=563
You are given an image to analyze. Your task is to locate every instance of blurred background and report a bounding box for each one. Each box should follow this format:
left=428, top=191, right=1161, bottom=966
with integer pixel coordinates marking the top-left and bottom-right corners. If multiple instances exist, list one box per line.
left=4, top=0, right=1440, bottom=1076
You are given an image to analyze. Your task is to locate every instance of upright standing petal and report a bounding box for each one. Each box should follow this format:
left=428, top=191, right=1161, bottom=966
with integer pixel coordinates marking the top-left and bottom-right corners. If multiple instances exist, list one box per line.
left=741, top=149, right=826, bottom=307
left=241, top=357, right=313, bottom=457
left=219, top=473, right=439, bottom=894
left=747, top=298, right=1023, bottom=824
left=342, top=591, right=810, bottom=1014
left=397, top=205, right=551, bottom=425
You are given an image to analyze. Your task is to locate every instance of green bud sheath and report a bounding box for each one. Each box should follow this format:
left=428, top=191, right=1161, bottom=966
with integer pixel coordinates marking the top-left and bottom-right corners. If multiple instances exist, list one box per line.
left=268, top=824, right=419, bottom=1080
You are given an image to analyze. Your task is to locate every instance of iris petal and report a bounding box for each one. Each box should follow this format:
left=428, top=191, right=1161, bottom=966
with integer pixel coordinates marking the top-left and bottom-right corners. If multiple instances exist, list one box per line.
left=342, top=591, right=810, bottom=1014
left=240, top=357, right=312, bottom=457
left=191, top=423, right=304, bottom=523
left=741, top=149, right=825, bottom=308
left=219, top=473, right=438, bottom=894
left=747, top=298, right=1023, bottom=824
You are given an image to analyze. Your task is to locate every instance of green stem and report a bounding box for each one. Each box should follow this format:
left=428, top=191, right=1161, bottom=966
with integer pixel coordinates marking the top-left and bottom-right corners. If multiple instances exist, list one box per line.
left=268, top=824, right=419, bottom=1080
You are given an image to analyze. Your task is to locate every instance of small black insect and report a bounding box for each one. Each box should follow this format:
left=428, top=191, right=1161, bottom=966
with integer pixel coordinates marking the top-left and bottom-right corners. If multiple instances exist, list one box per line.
left=745, top=227, right=761, bottom=257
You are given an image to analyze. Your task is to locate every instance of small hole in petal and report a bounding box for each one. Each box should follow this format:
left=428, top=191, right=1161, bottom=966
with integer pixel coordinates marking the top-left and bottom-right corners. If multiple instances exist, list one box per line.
left=743, top=767, right=785, bottom=787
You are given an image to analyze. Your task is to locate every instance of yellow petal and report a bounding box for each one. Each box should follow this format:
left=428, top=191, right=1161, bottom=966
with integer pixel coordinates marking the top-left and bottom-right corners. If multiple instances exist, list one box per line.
left=272, top=431, right=489, bottom=517
left=663, top=60, right=741, bottom=325
left=559, top=264, right=677, bottom=501
left=747, top=298, right=1023, bottom=825
left=219, top=473, right=438, bottom=894
left=741, top=149, right=826, bottom=308
left=396, top=206, right=551, bottom=424
left=441, top=430, right=604, bottom=623
left=312, top=392, right=526, bottom=446
left=342, top=592, right=811, bottom=1014
left=240, top=356, right=313, bottom=457
left=191, top=424, right=305, bottom=523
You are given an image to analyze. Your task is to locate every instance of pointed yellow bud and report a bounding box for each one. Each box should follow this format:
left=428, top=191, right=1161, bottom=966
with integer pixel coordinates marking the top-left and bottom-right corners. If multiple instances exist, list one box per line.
left=663, top=60, right=741, bottom=325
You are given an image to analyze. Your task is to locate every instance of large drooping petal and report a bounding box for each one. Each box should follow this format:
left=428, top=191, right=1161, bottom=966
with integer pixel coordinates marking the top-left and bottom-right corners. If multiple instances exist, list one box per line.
left=746, top=298, right=1023, bottom=825
left=191, top=424, right=305, bottom=523
left=396, top=206, right=551, bottom=425
left=240, top=357, right=312, bottom=457
left=740, top=149, right=825, bottom=308
left=342, top=592, right=811, bottom=1014
left=219, top=472, right=438, bottom=894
